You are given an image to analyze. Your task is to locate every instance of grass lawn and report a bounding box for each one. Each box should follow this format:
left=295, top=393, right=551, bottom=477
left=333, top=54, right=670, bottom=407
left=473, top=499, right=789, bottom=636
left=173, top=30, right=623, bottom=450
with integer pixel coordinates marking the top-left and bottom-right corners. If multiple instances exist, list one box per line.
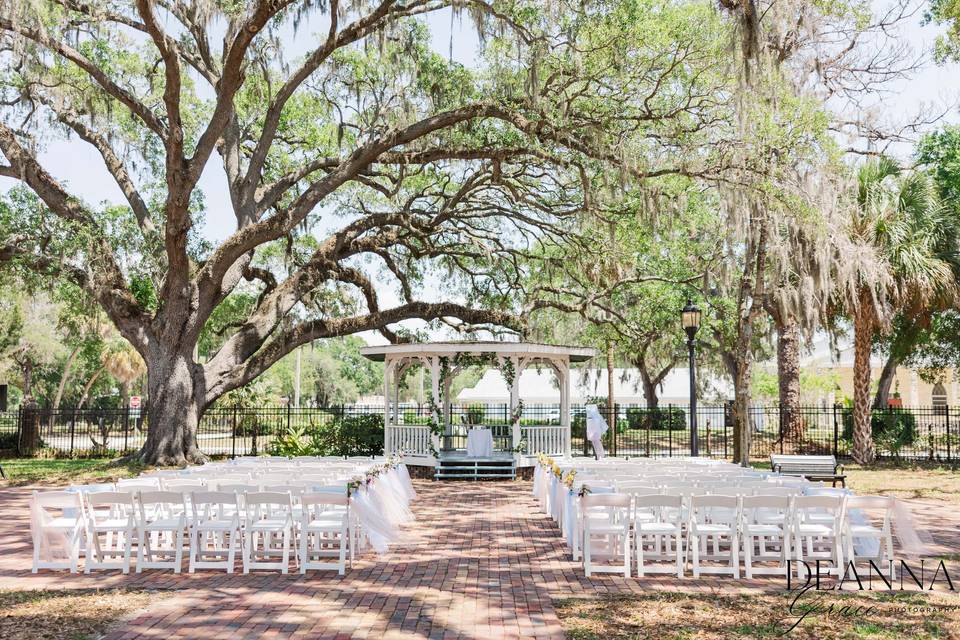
left=556, top=591, right=960, bottom=640
left=748, top=460, right=960, bottom=507
left=0, top=589, right=166, bottom=640
left=843, top=462, right=960, bottom=506
left=0, top=457, right=149, bottom=487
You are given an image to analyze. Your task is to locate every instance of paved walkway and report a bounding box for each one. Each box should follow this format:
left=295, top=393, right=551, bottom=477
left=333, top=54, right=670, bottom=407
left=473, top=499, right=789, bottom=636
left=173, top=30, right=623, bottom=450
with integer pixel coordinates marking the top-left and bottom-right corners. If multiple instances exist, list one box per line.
left=1, top=480, right=956, bottom=639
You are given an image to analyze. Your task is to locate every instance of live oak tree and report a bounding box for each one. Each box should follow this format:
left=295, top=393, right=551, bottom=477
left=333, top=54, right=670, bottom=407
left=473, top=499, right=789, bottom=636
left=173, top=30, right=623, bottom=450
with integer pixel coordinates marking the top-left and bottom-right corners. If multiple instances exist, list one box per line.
left=0, top=0, right=728, bottom=464
left=527, top=176, right=726, bottom=410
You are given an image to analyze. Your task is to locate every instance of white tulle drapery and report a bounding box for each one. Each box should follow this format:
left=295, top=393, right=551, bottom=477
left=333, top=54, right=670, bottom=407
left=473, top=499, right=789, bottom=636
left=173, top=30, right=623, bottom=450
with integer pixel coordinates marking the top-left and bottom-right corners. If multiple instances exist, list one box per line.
left=585, top=404, right=608, bottom=458
left=350, top=463, right=418, bottom=556
left=892, top=498, right=935, bottom=556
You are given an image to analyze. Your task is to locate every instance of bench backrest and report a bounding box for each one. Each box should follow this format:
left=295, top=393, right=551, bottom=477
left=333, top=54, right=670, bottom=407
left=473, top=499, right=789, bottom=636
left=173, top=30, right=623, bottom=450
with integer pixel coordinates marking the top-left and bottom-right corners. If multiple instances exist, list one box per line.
left=770, top=454, right=839, bottom=475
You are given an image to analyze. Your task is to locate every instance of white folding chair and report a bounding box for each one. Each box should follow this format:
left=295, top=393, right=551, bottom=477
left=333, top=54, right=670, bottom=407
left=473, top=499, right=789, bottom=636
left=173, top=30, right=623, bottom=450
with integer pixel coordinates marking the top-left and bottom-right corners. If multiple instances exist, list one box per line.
left=243, top=491, right=295, bottom=574
left=161, top=478, right=208, bottom=490
left=117, top=477, right=161, bottom=490
left=634, top=494, right=684, bottom=578
left=209, top=475, right=253, bottom=489
left=30, top=490, right=85, bottom=573
left=741, top=495, right=792, bottom=578
left=189, top=491, right=241, bottom=573
left=581, top=493, right=631, bottom=577
left=84, top=491, right=137, bottom=574
left=842, top=495, right=895, bottom=582
left=136, top=490, right=187, bottom=573
left=688, top=494, right=740, bottom=579
left=792, top=495, right=845, bottom=578
left=255, top=473, right=297, bottom=488
left=141, top=469, right=187, bottom=477
left=620, top=486, right=662, bottom=525
left=299, top=492, right=351, bottom=575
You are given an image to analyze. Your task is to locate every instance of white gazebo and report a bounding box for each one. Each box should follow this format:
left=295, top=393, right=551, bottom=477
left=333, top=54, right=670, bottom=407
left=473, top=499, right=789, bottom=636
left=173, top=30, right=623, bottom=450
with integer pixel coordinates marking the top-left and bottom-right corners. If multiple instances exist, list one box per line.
left=359, top=342, right=595, bottom=468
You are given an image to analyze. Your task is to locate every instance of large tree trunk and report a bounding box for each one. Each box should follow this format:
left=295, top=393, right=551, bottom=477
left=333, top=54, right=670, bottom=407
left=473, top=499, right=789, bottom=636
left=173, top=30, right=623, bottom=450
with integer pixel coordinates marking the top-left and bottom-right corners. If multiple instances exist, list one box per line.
left=733, top=218, right=768, bottom=466
left=20, top=360, right=34, bottom=404
left=719, top=349, right=742, bottom=462
left=606, top=340, right=616, bottom=455
left=872, top=353, right=899, bottom=409
left=139, top=348, right=206, bottom=465
left=52, top=345, right=81, bottom=411
left=776, top=316, right=803, bottom=445
left=78, top=365, right=106, bottom=408
left=639, top=370, right=661, bottom=410
left=733, top=358, right=753, bottom=466
left=851, top=300, right=876, bottom=464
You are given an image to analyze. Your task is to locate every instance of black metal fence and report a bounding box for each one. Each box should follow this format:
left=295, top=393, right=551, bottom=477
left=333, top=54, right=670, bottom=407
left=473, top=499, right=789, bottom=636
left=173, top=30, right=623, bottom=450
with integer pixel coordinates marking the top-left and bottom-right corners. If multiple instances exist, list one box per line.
left=0, top=402, right=956, bottom=462
left=579, top=404, right=958, bottom=462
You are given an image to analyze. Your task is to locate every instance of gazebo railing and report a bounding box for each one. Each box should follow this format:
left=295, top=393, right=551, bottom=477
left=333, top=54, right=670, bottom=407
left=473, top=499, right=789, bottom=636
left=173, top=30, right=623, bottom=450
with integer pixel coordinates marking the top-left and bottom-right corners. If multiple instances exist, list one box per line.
left=385, top=424, right=433, bottom=457
left=521, top=425, right=566, bottom=457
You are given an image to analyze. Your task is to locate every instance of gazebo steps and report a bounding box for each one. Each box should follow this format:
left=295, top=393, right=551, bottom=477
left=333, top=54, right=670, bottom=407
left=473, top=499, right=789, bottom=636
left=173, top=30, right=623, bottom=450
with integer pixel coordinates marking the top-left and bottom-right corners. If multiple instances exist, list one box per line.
left=434, top=457, right=516, bottom=481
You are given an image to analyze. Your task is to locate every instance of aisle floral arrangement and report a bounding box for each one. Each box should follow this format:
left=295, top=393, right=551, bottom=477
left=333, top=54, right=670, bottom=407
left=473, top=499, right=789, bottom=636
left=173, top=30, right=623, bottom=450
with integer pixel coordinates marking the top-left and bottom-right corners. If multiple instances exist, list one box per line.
left=536, top=452, right=578, bottom=491
left=347, top=453, right=404, bottom=496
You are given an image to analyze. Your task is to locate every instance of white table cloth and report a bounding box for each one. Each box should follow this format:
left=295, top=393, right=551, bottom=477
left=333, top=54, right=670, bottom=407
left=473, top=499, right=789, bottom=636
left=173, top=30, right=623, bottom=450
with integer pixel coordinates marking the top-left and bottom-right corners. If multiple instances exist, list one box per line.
left=466, top=428, right=494, bottom=457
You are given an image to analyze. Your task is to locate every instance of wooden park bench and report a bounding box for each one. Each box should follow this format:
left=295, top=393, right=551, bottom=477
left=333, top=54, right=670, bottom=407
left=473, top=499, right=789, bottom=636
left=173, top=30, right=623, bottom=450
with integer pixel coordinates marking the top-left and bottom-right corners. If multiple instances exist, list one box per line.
left=770, top=454, right=846, bottom=487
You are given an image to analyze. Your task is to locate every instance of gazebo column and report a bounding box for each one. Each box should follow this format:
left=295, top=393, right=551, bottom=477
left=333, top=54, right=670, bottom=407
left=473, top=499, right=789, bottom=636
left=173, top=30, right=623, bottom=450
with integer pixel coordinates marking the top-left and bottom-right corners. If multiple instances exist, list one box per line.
left=443, top=375, right=453, bottom=447
left=509, top=355, right=521, bottom=456
left=560, top=359, right=571, bottom=458
left=382, top=358, right=393, bottom=455
left=393, top=362, right=404, bottom=425
left=429, top=356, right=442, bottom=459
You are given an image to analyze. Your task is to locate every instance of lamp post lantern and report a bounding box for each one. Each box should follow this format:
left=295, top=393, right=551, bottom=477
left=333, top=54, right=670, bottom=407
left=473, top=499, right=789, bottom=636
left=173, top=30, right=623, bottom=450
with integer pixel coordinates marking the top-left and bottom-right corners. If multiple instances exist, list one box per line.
left=681, top=300, right=702, bottom=456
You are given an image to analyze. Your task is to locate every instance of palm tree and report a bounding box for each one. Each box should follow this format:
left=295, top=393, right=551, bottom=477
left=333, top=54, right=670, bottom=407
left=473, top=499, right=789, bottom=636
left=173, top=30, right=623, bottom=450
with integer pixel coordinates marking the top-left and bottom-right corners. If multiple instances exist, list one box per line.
left=102, top=341, right=146, bottom=408
left=836, top=157, right=956, bottom=464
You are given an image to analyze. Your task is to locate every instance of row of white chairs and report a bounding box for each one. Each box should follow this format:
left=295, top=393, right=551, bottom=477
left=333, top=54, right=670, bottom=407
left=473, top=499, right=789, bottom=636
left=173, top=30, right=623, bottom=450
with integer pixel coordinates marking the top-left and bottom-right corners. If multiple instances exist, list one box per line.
left=111, top=475, right=353, bottom=493
left=32, top=486, right=354, bottom=576
left=580, top=492, right=895, bottom=581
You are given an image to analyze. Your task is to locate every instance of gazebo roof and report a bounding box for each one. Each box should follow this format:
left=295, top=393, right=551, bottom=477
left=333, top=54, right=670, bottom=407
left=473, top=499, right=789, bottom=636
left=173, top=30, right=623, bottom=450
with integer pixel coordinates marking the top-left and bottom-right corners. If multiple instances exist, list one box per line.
left=359, top=341, right=596, bottom=363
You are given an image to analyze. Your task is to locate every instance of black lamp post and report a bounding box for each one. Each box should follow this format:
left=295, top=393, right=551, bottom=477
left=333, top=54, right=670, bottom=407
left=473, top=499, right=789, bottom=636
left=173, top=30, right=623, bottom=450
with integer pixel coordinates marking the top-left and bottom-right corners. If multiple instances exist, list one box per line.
left=681, top=299, right=702, bottom=456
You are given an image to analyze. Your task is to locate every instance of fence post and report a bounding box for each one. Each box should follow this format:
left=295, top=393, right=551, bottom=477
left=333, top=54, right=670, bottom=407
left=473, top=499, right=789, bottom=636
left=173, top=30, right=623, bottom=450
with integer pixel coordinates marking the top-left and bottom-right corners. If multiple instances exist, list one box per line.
left=613, top=402, right=626, bottom=456
left=779, top=404, right=785, bottom=455
left=705, top=420, right=711, bottom=457
left=15, top=404, right=22, bottom=455
left=832, top=404, right=839, bottom=457
left=645, top=408, right=650, bottom=457
left=946, top=405, right=952, bottom=463
left=69, top=408, right=77, bottom=457
left=286, top=403, right=292, bottom=434
left=231, top=406, right=238, bottom=459
left=668, top=403, right=673, bottom=457
left=123, top=406, right=130, bottom=454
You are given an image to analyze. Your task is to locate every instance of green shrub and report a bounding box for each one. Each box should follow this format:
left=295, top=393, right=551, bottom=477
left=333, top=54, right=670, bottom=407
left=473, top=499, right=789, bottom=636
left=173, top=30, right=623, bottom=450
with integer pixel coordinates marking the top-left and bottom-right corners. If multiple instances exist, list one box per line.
left=572, top=414, right=586, bottom=431
left=402, top=411, right=431, bottom=425
left=232, top=416, right=273, bottom=437
left=267, top=414, right=384, bottom=457
left=267, top=425, right=312, bottom=457
left=0, top=431, right=18, bottom=451
left=465, top=404, right=485, bottom=425
left=841, top=408, right=917, bottom=455
left=625, top=407, right=687, bottom=431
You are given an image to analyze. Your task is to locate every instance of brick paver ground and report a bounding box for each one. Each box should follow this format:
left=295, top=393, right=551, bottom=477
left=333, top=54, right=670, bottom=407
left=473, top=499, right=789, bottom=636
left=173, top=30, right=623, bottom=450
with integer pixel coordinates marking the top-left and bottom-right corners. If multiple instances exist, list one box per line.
left=1, top=479, right=957, bottom=639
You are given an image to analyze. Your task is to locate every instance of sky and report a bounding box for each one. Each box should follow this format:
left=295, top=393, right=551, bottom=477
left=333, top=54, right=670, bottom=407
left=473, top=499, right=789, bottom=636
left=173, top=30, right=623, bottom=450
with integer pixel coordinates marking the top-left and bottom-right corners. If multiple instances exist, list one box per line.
left=1, top=1, right=958, bottom=346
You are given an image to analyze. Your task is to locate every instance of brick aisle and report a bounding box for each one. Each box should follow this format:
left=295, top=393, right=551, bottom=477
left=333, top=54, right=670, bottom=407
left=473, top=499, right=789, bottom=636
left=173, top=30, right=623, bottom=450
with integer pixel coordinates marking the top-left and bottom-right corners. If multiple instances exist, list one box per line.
left=1, top=480, right=956, bottom=639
